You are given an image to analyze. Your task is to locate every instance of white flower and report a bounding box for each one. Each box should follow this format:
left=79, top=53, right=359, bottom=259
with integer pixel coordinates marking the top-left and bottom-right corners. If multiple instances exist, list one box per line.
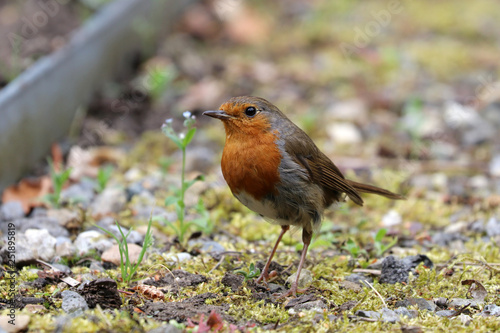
left=179, top=133, right=185, bottom=139
left=183, top=111, right=192, bottom=119
left=165, top=118, right=173, bottom=124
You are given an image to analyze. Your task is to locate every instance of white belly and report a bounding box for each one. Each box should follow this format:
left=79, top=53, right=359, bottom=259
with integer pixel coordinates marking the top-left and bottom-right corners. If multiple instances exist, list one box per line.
left=235, top=191, right=289, bottom=226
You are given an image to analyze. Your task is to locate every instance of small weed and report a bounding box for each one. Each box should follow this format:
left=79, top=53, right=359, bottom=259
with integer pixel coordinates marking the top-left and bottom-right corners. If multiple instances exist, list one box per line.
left=145, top=65, right=176, bottom=101
left=161, top=112, right=206, bottom=244
left=44, top=158, right=72, bottom=208
left=373, top=228, right=398, bottom=257
left=342, top=238, right=367, bottom=258
left=96, top=165, right=114, bottom=193
left=96, top=218, right=154, bottom=284
left=236, top=263, right=261, bottom=282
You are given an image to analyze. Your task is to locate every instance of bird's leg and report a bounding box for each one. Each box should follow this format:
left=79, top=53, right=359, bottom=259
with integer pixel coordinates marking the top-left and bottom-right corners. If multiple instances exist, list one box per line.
left=281, top=229, right=312, bottom=298
left=256, top=225, right=290, bottom=285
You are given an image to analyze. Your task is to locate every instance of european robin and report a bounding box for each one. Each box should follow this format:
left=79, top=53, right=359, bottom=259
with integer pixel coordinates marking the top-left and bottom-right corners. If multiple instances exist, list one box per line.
left=204, top=96, right=404, bottom=297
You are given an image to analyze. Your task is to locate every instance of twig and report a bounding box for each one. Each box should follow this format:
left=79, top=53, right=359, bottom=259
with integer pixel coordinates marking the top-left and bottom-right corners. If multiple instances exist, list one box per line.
left=353, top=269, right=382, bottom=275
left=361, top=280, right=386, bottom=308
left=209, top=255, right=225, bottom=274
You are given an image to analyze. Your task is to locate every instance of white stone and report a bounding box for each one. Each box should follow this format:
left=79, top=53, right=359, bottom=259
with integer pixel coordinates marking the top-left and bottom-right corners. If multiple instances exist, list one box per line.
left=382, top=210, right=402, bottom=227
left=24, top=229, right=56, bottom=261
left=327, top=122, right=362, bottom=145
left=286, top=269, right=313, bottom=289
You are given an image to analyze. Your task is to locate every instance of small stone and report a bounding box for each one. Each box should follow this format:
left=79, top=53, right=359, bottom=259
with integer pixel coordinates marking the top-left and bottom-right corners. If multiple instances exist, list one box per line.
left=24, top=304, right=46, bottom=313
left=89, top=187, right=127, bottom=218
left=339, top=280, right=362, bottom=292
left=24, top=229, right=57, bottom=261
left=486, top=217, right=500, bottom=237
left=448, top=298, right=483, bottom=309
left=436, top=310, right=455, bottom=317
left=61, top=290, right=89, bottom=315
left=327, top=122, right=362, bottom=145
left=287, top=269, right=313, bottom=289
left=2, top=217, right=69, bottom=238
left=434, top=297, right=448, bottom=308
left=380, top=256, right=410, bottom=284
left=294, top=300, right=327, bottom=312
left=395, top=298, right=436, bottom=312
left=345, top=273, right=373, bottom=285
left=47, top=209, right=81, bottom=229
left=382, top=210, right=402, bottom=227
left=52, top=264, right=72, bottom=274
left=355, top=310, right=380, bottom=319
left=480, top=304, right=500, bottom=317
left=455, top=314, right=472, bottom=326
left=74, top=231, right=114, bottom=255
left=395, top=307, right=418, bottom=319
left=101, top=244, right=143, bottom=266
left=0, top=201, right=24, bottom=220
left=490, top=155, right=500, bottom=177
left=61, top=181, right=95, bottom=207
left=188, top=239, right=225, bottom=253
left=0, top=314, right=30, bottom=332
left=381, top=307, right=399, bottom=323
left=164, top=252, right=192, bottom=264
left=55, top=237, right=76, bottom=258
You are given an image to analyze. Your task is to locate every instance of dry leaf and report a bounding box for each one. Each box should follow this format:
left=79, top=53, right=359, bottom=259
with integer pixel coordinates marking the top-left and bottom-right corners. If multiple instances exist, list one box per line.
left=462, top=279, right=487, bottom=301
left=1, top=176, right=51, bottom=214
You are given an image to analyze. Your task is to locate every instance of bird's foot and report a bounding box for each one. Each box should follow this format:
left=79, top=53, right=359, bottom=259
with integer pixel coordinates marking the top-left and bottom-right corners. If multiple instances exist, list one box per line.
left=255, top=270, right=278, bottom=286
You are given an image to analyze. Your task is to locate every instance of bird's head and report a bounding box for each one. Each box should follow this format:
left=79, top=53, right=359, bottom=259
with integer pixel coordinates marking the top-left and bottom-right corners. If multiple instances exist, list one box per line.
left=203, top=96, right=286, bottom=137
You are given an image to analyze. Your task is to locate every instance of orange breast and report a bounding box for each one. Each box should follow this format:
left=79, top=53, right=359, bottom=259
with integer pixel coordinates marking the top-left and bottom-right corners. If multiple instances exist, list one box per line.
left=221, top=129, right=282, bottom=200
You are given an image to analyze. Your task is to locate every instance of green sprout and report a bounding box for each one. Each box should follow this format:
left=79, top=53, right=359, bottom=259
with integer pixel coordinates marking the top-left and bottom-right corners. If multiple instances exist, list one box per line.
left=45, top=158, right=72, bottom=208
left=161, top=112, right=206, bottom=244
left=342, top=238, right=367, bottom=258
left=96, top=218, right=154, bottom=284
left=96, top=165, right=114, bottom=193
left=373, top=228, right=398, bottom=257
left=236, top=263, right=261, bottom=282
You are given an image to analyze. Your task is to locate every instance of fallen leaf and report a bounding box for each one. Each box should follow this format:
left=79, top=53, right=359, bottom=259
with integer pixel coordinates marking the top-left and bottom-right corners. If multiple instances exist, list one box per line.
left=1, top=176, right=51, bottom=214
left=462, top=279, right=487, bottom=301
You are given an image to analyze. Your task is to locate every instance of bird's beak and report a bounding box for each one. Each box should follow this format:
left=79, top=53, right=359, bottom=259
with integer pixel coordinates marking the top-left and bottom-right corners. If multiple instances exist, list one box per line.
left=203, top=110, right=233, bottom=120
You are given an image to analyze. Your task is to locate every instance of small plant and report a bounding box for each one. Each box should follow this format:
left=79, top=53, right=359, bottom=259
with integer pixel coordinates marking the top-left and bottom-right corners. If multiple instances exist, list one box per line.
left=236, top=263, right=261, bottom=282
left=45, top=158, right=72, bottom=208
left=373, top=228, right=398, bottom=257
left=145, top=65, right=176, bottom=101
left=161, top=112, right=206, bottom=244
left=342, top=238, right=367, bottom=258
left=96, top=164, right=114, bottom=193
left=96, top=218, right=154, bottom=284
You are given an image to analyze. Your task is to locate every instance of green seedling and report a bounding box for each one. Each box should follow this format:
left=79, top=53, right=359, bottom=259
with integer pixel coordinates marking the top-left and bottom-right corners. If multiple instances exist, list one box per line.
left=146, top=65, right=176, bottom=101
left=373, top=228, right=398, bottom=257
left=342, top=238, right=367, bottom=258
left=96, top=218, right=154, bottom=284
left=45, top=158, right=72, bottom=208
left=161, top=112, right=206, bottom=244
left=96, top=165, right=114, bottom=193
left=236, top=263, right=261, bottom=282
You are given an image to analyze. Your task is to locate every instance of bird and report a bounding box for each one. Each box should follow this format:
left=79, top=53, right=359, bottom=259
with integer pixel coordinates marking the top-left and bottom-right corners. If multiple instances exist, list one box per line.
left=203, top=96, right=404, bottom=297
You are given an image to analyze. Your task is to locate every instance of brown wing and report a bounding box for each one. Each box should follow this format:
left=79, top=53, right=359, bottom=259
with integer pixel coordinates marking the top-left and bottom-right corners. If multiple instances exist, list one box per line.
left=283, top=126, right=364, bottom=206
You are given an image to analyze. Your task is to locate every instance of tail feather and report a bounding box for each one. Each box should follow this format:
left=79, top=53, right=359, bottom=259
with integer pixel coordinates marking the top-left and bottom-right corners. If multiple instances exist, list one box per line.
left=346, top=180, right=405, bottom=200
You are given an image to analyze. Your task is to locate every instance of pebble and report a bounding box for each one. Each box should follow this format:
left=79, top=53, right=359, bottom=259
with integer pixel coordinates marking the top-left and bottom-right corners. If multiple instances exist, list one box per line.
left=355, top=310, right=380, bottom=320
left=382, top=210, right=402, bottom=227
left=294, top=300, right=327, bottom=312
left=395, top=307, right=418, bottom=319
left=74, top=230, right=114, bottom=255
left=47, top=209, right=81, bottom=229
left=435, top=310, right=455, bottom=317
left=480, top=304, right=500, bottom=317
left=339, top=280, right=362, bottom=292
left=490, top=155, right=500, bottom=177
left=486, top=217, right=500, bottom=237
left=0, top=314, right=30, bottom=333
left=448, top=298, right=483, bottom=309
left=2, top=217, right=69, bottom=238
left=52, top=263, right=72, bottom=274
left=16, top=229, right=57, bottom=262
left=0, top=201, right=24, bottom=221
left=345, top=273, right=373, bottom=285
left=455, top=314, right=472, bottom=326
left=60, top=181, right=95, bottom=207
left=287, top=269, right=313, bottom=289
left=380, top=256, right=410, bottom=284
left=381, top=307, right=400, bottom=323
left=395, top=298, right=436, bottom=312
left=61, top=290, right=89, bottom=315
left=187, top=239, right=225, bottom=254
left=327, top=122, right=363, bottom=145
left=101, top=244, right=143, bottom=266
left=89, top=187, right=127, bottom=217
left=55, top=237, right=76, bottom=258
left=164, top=252, right=192, bottom=264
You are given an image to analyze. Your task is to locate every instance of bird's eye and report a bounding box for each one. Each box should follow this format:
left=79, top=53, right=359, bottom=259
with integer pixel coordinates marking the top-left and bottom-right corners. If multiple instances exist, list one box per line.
left=244, top=106, right=258, bottom=117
